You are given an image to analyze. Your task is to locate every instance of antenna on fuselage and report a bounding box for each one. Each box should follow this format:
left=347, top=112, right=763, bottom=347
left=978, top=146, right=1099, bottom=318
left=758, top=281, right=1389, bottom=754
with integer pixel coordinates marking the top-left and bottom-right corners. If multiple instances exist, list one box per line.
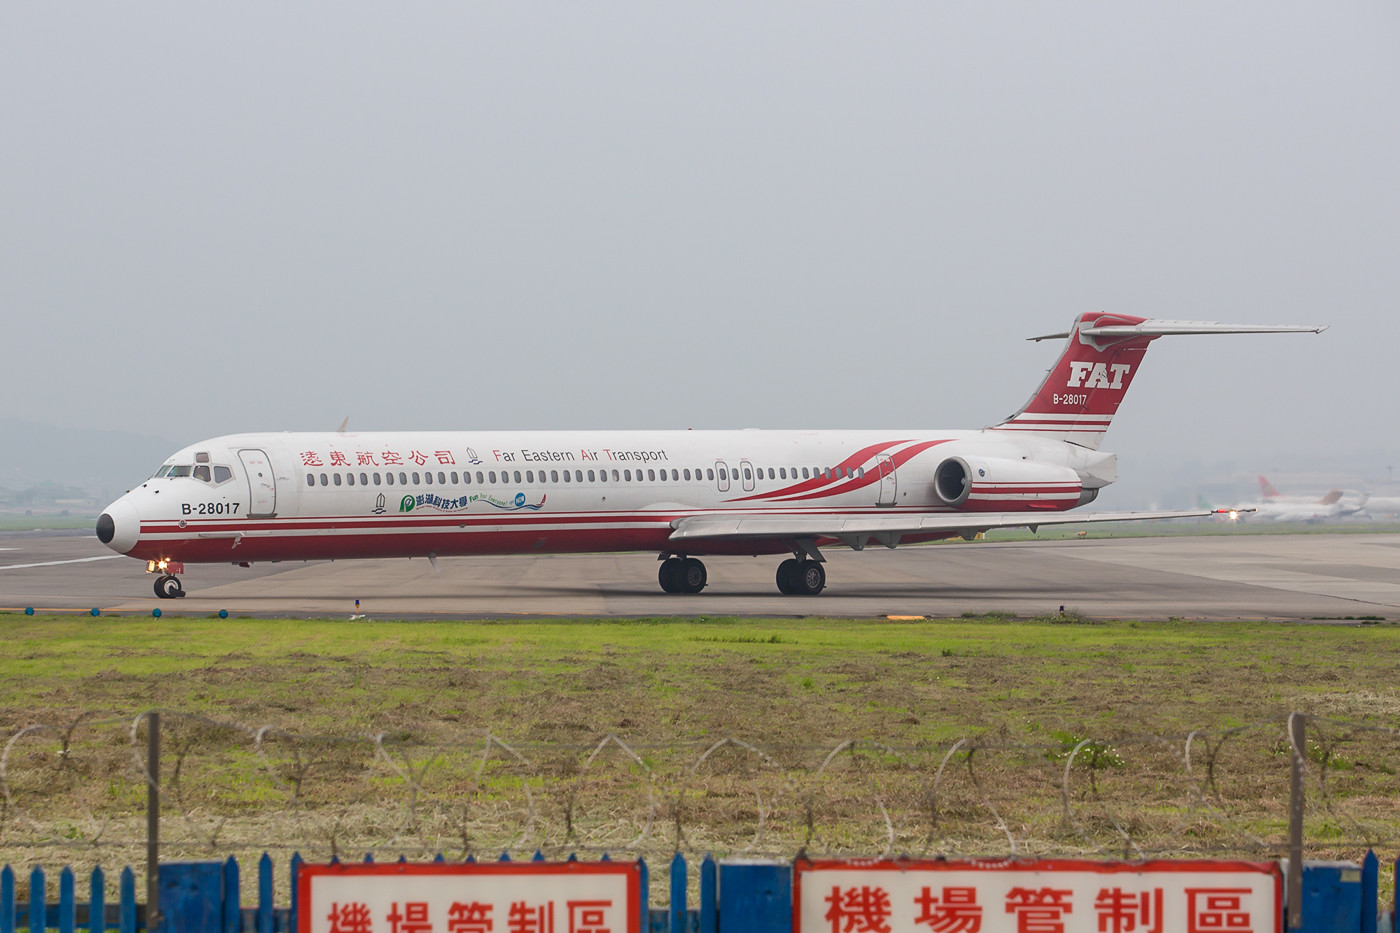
left=336, top=416, right=349, bottom=433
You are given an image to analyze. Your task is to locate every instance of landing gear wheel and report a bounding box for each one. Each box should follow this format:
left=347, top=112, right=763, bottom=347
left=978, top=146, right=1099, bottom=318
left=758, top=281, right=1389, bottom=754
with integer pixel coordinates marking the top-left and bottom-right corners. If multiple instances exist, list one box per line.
left=777, top=559, right=825, bottom=595
left=776, top=558, right=801, bottom=595
left=154, top=574, right=185, bottom=599
left=794, top=561, right=826, bottom=595
left=679, top=558, right=707, bottom=594
left=658, top=558, right=684, bottom=594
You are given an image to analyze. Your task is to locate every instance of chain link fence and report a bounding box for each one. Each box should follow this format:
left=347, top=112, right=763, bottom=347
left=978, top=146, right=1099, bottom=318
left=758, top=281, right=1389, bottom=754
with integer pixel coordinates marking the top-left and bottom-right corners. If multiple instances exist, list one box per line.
left=2, top=711, right=1397, bottom=897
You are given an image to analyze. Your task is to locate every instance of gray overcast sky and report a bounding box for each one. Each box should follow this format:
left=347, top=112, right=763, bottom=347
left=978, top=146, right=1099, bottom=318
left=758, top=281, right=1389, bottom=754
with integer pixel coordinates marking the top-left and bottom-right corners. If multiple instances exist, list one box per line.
left=3, top=3, right=1397, bottom=505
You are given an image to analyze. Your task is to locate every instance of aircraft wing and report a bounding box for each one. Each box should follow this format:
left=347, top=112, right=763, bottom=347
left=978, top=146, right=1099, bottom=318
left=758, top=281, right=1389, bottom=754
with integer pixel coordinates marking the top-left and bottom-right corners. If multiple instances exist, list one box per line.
left=669, top=508, right=1223, bottom=548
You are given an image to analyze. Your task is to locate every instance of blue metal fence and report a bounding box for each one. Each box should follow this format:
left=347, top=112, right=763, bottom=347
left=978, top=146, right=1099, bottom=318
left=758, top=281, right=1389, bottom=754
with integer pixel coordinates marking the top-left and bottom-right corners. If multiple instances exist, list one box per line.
left=1, top=852, right=1391, bottom=933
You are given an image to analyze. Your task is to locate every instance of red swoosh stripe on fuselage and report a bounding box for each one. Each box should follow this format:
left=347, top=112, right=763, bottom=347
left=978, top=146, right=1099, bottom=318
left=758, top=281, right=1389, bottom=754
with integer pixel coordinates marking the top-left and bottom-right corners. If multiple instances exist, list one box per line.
left=723, top=439, right=951, bottom=504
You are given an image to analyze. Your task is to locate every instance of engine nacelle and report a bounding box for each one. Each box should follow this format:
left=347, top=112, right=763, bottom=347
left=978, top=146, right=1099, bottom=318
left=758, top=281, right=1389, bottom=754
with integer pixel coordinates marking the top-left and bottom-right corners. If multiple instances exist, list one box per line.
left=932, top=456, right=1088, bottom=511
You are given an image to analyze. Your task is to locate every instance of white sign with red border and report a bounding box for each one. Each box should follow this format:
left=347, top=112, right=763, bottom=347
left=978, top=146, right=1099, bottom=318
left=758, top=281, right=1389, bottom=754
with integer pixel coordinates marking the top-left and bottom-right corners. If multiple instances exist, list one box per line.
left=794, top=858, right=1281, bottom=933
left=297, top=861, right=641, bottom=933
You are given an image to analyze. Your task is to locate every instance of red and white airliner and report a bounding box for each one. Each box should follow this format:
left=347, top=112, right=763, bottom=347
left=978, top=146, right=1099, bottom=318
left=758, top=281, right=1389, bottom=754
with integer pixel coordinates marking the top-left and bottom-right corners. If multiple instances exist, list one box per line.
left=97, top=313, right=1323, bottom=599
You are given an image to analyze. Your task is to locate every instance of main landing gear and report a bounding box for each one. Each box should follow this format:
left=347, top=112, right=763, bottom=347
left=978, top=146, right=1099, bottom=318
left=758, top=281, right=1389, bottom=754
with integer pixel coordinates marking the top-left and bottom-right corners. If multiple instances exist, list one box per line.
left=776, top=558, right=825, bottom=596
left=656, top=553, right=827, bottom=595
left=154, top=574, right=186, bottom=599
left=659, top=556, right=707, bottom=594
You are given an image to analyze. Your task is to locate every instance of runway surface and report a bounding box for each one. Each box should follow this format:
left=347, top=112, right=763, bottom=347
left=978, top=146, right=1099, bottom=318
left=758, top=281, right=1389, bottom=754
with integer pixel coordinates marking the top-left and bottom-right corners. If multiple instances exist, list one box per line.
left=2, top=529, right=1398, bottom=620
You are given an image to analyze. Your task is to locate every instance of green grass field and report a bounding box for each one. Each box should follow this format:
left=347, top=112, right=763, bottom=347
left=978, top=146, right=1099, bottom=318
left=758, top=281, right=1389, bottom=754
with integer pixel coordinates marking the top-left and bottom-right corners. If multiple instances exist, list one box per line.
left=2, top=611, right=1397, bottom=889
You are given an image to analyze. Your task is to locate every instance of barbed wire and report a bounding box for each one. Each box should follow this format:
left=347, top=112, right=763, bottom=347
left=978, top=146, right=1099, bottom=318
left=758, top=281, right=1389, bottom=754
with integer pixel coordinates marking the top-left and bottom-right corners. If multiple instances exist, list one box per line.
left=1, top=710, right=1397, bottom=881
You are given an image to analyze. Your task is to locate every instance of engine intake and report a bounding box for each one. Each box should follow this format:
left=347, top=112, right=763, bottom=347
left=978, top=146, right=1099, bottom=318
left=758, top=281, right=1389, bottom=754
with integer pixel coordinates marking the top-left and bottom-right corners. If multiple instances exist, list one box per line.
left=933, top=456, right=1086, bottom=511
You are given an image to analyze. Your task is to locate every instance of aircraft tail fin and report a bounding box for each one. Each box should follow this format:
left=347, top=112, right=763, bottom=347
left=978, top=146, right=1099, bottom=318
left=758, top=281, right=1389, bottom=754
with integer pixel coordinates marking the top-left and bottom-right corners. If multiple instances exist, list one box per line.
left=1318, top=489, right=1343, bottom=505
left=1259, top=476, right=1281, bottom=498
left=995, top=313, right=1326, bottom=450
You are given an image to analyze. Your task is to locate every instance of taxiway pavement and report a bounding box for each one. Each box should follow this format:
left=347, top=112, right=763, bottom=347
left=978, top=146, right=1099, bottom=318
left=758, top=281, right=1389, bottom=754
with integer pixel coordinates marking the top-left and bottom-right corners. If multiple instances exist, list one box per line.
left=1, top=530, right=1397, bottom=620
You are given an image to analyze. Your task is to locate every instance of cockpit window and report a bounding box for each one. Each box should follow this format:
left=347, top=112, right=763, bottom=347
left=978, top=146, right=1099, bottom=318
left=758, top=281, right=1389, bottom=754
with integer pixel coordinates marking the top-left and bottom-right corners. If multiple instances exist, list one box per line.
left=154, top=465, right=173, bottom=478
left=168, top=465, right=193, bottom=478
left=193, top=465, right=212, bottom=482
left=213, top=466, right=232, bottom=483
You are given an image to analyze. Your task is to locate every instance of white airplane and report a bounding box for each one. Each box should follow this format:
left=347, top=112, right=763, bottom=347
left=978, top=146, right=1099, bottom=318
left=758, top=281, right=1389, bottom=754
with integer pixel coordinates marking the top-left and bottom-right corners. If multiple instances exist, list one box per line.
left=96, top=313, right=1323, bottom=599
left=1226, top=476, right=1368, bottom=522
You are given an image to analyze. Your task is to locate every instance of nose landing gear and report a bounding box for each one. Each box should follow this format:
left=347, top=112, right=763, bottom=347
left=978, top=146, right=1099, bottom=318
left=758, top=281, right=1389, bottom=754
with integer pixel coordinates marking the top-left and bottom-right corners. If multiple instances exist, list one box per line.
left=154, top=574, right=186, bottom=599
left=147, top=559, right=187, bottom=599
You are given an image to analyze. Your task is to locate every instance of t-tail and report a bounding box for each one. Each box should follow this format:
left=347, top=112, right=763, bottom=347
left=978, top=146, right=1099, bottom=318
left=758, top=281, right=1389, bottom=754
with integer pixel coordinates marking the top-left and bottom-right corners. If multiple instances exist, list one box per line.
left=994, top=312, right=1327, bottom=450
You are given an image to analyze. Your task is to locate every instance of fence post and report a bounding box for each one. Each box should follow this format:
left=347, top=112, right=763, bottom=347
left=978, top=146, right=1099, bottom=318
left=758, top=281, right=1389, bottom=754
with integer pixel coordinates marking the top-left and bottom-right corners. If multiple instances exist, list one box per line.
left=146, top=712, right=160, bottom=933
left=1288, top=712, right=1305, bottom=929
left=698, top=856, right=716, bottom=933
left=118, top=868, right=134, bottom=933
left=90, top=867, right=105, bottom=933
left=257, top=854, right=273, bottom=933
left=59, top=867, right=75, bottom=933
left=1362, top=850, right=1378, bottom=933
left=668, top=854, right=685, bottom=933
left=2, top=865, right=14, bottom=933
left=222, top=858, right=239, bottom=933
left=30, top=867, right=45, bottom=933
left=290, top=853, right=303, bottom=933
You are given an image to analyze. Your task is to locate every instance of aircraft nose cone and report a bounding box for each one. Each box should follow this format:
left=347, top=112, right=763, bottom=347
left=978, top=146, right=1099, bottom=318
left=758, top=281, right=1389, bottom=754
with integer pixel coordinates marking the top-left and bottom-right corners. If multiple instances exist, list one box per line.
left=96, top=499, right=140, bottom=554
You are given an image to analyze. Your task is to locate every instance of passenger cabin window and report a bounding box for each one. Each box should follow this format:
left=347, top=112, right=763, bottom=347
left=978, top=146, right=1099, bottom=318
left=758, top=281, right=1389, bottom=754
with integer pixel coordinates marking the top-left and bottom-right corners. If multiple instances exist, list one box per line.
left=441, top=472, right=449, bottom=484
left=373, top=473, right=381, bottom=485
left=399, top=472, right=408, bottom=485
left=386, top=472, right=395, bottom=485
left=423, top=472, right=432, bottom=485
left=320, top=472, right=329, bottom=485
left=306, top=473, right=315, bottom=486
left=333, top=474, right=342, bottom=486
left=414, top=472, right=422, bottom=484
left=347, top=473, right=356, bottom=486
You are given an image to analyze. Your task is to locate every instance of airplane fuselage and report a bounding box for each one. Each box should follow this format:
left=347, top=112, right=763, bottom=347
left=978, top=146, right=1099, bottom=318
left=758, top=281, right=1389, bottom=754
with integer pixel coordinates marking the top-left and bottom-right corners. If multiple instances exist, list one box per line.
left=99, top=429, right=1115, bottom=565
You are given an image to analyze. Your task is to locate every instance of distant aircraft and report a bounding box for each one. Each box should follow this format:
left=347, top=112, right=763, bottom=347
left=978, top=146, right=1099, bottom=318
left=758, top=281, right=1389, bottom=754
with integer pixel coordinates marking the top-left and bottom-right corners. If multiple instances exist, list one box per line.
left=1355, top=494, right=1400, bottom=516
left=1228, top=476, right=1367, bottom=522
left=96, top=313, right=1324, bottom=598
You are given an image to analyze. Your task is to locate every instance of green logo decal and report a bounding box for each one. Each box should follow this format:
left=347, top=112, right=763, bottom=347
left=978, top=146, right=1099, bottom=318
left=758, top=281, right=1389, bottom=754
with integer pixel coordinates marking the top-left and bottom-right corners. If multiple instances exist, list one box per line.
left=399, top=495, right=415, bottom=513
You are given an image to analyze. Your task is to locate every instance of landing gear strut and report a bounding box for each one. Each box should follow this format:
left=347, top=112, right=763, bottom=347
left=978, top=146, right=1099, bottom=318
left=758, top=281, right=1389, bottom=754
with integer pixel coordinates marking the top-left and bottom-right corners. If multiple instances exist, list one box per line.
left=658, top=556, right=707, bottom=594
left=776, top=558, right=825, bottom=595
left=154, top=574, right=185, bottom=599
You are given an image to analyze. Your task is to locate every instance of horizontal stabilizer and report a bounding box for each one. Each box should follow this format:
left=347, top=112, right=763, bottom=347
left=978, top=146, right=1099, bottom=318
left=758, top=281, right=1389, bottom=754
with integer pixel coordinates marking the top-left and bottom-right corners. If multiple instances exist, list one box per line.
left=1030, top=320, right=1327, bottom=342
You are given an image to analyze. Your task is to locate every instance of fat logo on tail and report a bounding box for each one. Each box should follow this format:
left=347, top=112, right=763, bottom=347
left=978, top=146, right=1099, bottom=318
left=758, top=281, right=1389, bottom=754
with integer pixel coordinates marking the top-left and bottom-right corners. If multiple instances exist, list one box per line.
left=995, top=312, right=1156, bottom=450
